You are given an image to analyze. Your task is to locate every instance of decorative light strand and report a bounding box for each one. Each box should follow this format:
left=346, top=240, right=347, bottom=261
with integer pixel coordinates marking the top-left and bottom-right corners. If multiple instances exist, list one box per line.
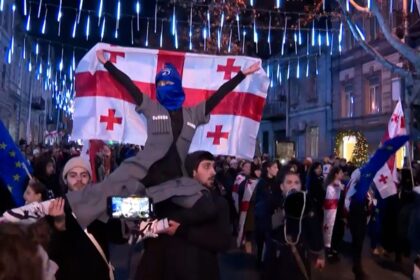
left=100, top=17, right=105, bottom=41
left=145, top=19, right=149, bottom=47
left=281, top=18, right=287, bottom=55
left=115, top=0, right=121, bottom=38
left=172, top=6, right=176, bottom=35
left=338, top=22, right=343, bottom=53
left=41, top=8, right=47, bottom=34
left=326, top=21, right=330, bottom=46
left=23, top=37, right=26, bottom=59
left=77, top=0, right=83, bottom=23
left=85, top=14, right=90, bottom=41
left=26, top=8, right=31, bottom=31
left=203, top=26, right=207, bottom=51
left=136, top=1, right=140, bottom=31
left=228, top=28, right=232, bottom=53
left=236, top=13, right=240, bottom=41
left=268, top=12, right=272, bottom=55
left=23, top=0, right=27, bottom=16
left=37, top=0, right=42, bottom=18
left=189, top=5, right=193, bottom=50
left=160, top=19, right=164, bottom=48
left=72, top=14, right=77, bottom=38
left=154, top=1, right=158, bottom=33
left=98, top=0, right=103, bottom=26
left=57, top=0, right=62, bottom=22
left=242, top=29, right=246, bottom=53
left=131, top=17, right=134, bottom=45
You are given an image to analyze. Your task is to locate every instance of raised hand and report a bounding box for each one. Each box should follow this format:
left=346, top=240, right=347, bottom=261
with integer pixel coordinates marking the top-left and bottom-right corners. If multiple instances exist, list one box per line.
left=48, top=198, right=65, bottom=218
left=96, top=50, right=107, bottom=65
left=242, top=61, right=261, bottom=76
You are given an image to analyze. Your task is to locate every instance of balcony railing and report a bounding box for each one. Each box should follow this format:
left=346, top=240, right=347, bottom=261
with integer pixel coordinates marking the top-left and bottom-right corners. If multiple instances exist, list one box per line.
left=262, top=99, right=287, bottom=120
left=32, top=97, right=46, bottom=110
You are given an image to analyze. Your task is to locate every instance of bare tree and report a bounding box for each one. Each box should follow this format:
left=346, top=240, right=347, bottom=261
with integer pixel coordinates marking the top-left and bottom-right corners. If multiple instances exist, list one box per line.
left=336, top=0, right=420, bottom=132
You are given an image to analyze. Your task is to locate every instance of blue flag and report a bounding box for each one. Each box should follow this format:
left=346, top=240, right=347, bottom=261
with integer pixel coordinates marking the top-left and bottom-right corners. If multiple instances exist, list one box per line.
left=354, top=135, right=410, bottom=202
left=0, top=120, right=32, bottom=206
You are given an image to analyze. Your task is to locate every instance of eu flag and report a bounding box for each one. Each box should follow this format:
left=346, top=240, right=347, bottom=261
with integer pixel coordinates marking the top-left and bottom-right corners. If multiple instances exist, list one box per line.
left=354, top=135, right=410, bottom=202
left=0, top=120, right=32, bottom=206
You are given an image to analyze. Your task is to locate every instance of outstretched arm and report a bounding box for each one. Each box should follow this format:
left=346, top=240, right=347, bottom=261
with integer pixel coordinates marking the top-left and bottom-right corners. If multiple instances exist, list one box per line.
left=205, top=62, right=260, bottom=115
left=97, top=50, right=144, bottom=106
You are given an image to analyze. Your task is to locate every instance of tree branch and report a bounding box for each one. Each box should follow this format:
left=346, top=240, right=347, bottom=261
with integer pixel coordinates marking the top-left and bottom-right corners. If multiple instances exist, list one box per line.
left=417, top=0, right=420, bottom=17
left=349, top=0, right=370, bottom=13
left=370, top=0, right=420, bottom=66
left=337, top=0, right=413, bottom=78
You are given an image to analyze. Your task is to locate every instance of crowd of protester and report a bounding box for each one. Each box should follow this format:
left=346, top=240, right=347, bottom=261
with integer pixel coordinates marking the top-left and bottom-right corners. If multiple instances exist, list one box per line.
left=1, top=140, right=420, bottom=280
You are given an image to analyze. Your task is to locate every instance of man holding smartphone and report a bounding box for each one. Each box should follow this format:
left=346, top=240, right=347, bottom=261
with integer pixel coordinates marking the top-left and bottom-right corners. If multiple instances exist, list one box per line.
left=47, top=157, right=129, bottom=280
left=136, top=151, right=231, bottom=280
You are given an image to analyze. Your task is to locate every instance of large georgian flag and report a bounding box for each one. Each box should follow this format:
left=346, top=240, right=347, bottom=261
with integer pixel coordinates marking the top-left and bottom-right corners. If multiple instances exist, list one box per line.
left=72, top=43, right=269, bottom=159
left=373, top=100, right=407, bottom=198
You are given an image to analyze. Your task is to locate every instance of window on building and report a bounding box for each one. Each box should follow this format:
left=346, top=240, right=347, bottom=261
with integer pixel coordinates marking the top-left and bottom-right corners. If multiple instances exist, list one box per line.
left=309, top=127, right=319, bottom=159
left=368, top=76, right=381, bottom=114
left=306, top=77, right=317, bottom=101
left=391, top=78, right=401, bottom=101
left=289, top=78, right=300, bottom=106
left=263, top=131, right=269, bottom=154
left=343, top=84, right=355, bottom=117
left=342, top=135, right=357, bottom=162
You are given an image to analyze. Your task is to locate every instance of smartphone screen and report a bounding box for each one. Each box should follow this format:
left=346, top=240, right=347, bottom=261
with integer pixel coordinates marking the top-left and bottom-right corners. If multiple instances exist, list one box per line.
left=109, top=196, right=152, bottom=219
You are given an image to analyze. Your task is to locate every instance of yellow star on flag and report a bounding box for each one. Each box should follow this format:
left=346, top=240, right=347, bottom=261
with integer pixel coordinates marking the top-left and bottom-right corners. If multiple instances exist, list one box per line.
left=13, top=174, right=20, bottom=181
left=0, top=142, right=6, bottom=149
left=9, top=151, right=16, bottom=157
left=15, top=161, right=22, bottom=168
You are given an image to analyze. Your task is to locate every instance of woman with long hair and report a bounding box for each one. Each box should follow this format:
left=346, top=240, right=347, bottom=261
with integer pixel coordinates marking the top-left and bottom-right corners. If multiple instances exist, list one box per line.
left=323, top=166, right=345, bottom=263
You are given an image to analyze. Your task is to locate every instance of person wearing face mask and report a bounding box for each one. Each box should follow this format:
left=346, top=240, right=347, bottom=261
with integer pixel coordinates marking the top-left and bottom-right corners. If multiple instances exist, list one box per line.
left=64, top=51, right=260, bottom=231
left=262, top=171, right=325, bottom=280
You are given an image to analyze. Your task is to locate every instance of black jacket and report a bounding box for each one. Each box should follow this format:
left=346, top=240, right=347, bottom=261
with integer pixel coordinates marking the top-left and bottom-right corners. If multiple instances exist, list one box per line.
left=136, top=188, right=231, bottom=280
left=48, top=204, right=127, bottom=280
left=263, top=194, right=324, bottom=280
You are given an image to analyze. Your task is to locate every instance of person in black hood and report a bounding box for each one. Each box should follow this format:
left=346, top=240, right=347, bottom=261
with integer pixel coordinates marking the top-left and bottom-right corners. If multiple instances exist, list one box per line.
left=305, top=162, right=325, bottom=221
left=254, top=160, right=280, bottom=265
left=262, top=171, right=325, bottom=280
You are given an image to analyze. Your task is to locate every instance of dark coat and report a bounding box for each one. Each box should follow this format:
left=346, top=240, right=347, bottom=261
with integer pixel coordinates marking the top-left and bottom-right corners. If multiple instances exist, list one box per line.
left=48, top=204, right=127, bottom=280
left=136, top=188, right=231, bottom=280
left=263, top=195, right=324, bottom=280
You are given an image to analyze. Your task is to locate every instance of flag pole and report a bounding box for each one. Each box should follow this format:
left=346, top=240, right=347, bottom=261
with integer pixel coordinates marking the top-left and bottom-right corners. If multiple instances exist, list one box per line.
left=402, top=99, right=416, bottom=187
left=22, top=162, right=33, bottom=180
left=406, top=140, right=416, bottom=187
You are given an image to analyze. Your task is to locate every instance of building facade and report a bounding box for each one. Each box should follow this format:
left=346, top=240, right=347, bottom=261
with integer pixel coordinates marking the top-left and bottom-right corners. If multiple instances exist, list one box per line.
left=259, top=52, right=333, bottom=161
left=259, top=8, right=415, bottom=162
left=0, top=0, right=56, bottom=144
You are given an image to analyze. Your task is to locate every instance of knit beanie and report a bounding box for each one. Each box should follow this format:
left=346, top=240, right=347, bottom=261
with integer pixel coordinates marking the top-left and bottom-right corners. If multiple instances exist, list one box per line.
left=62, top=156, right=92, bottom=182
left=184, top=151, right=215, bottom=178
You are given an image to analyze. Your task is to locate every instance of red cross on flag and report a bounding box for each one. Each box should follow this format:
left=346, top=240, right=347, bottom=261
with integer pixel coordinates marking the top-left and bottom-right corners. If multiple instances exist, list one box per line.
left=71, top=43, right=269, bottom=159
left=373, top=100, right=407, bottom=198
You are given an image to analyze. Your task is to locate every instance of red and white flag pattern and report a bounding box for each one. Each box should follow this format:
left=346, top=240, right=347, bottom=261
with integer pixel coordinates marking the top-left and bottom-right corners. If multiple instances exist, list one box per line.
left=72, top=43, right=269, bottom=159
left=237, top=178, right=259, bottom=247
left=323, top=181, right=344, bottom=248
left=373, top=100, right=407, bottom=198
